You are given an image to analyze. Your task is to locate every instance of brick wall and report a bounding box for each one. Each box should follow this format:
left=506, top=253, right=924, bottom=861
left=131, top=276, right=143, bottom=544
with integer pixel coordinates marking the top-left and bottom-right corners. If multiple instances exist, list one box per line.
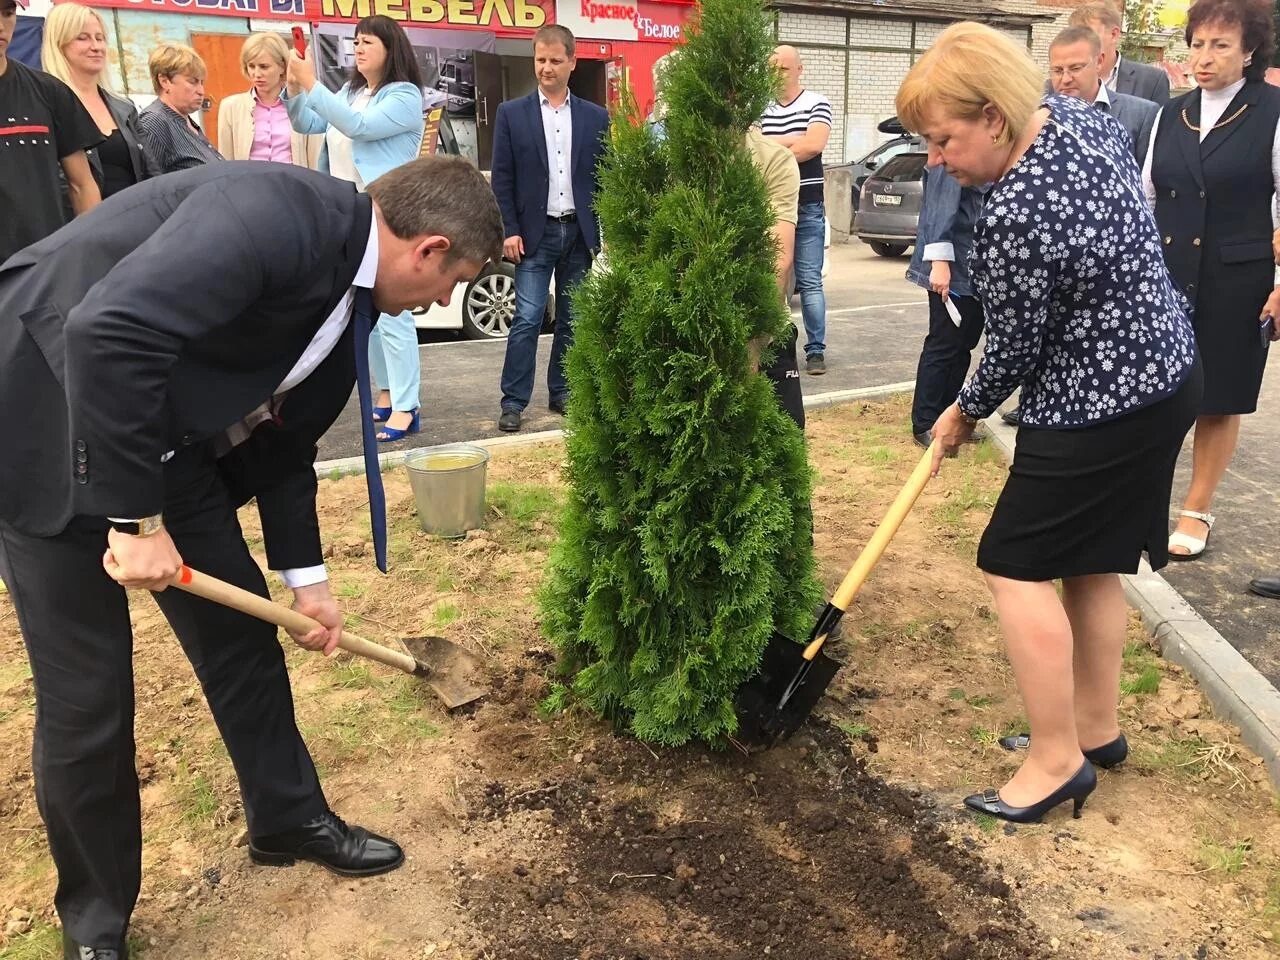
left=775, top=11, right=1034, bottom=164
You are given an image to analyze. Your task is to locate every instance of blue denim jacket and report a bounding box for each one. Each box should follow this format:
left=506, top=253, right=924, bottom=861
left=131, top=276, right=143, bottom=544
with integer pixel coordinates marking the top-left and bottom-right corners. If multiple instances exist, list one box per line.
left=905, top=164, right=987, bottom=298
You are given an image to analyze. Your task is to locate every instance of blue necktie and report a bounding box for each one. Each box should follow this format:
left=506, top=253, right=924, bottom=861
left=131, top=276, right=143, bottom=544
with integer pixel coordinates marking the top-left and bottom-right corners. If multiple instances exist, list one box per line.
left=352, top=288, right=387, bottom=573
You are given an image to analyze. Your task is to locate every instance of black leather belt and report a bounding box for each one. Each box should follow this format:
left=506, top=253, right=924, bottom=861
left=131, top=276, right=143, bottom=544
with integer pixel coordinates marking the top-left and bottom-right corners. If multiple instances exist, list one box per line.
left=547, top=212, right=577, bottom=223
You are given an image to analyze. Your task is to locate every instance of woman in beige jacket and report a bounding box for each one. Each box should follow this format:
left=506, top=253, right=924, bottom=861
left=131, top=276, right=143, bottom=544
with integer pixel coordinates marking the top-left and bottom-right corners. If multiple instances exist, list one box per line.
left=218, top=32, right=321, bottom=166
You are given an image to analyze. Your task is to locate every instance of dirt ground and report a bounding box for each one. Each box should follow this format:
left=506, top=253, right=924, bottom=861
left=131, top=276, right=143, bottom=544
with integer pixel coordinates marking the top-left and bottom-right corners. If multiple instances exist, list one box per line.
left=2, top=395, right=1278, bottom=960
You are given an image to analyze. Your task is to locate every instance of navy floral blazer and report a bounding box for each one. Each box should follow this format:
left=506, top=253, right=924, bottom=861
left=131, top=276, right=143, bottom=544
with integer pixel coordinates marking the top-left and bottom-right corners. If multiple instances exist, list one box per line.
left=956, top=94, right=1197, bottom=428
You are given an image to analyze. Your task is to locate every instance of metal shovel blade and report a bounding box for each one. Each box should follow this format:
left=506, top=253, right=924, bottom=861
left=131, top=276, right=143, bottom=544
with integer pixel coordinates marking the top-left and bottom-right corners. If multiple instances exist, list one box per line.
left=734, top=628, right=843, bottom=748
left=401, top=635, right=487, bottom=710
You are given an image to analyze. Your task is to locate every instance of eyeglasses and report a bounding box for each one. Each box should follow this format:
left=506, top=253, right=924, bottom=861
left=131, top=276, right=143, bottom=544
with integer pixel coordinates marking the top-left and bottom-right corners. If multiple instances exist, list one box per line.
left=1049, top=63, right=1092, bottom=78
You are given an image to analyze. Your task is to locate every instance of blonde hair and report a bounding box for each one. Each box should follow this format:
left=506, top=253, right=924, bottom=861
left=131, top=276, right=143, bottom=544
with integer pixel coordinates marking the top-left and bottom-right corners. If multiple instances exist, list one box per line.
left=1068, top=1, right=1124, bottom=32
left=41, top=3, right=110, bottom=89
left=149, top=42, right=206, bottom=95
left=240, top=31, right=289, bottom=78
left=896, top=22, right=1042, bottom=147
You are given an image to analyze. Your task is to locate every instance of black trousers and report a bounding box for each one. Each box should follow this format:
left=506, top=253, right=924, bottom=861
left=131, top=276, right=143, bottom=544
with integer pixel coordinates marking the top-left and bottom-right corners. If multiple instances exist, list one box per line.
left=910, top=291, right=985, bottom=435
left=762, top=323, right=805, bottom=431
left=0, top=445, right=327, bottom=948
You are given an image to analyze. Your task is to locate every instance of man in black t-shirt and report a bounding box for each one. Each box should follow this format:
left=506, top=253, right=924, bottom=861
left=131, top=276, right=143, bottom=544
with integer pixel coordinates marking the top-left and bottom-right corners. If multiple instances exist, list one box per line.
left=0, top=0, right=102, bottom=264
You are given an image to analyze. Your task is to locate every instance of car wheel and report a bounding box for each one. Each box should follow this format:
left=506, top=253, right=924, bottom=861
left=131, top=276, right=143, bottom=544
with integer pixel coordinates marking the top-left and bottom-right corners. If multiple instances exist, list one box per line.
left=869, top=241, right=909, bottom=258
left=461, top=262, right=556, bottom=339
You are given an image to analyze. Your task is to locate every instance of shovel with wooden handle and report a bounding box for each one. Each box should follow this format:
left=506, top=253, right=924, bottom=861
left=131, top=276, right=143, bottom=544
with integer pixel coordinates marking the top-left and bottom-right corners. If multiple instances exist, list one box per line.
left=734, top=443, right=937, bottom=746
left=171, top=565, right=486, bottom=710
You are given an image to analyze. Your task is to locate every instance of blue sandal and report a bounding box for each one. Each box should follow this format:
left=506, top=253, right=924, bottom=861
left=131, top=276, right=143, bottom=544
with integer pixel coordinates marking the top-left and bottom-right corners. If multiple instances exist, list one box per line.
left=376, top=409, right=420, bottom=443
left=372, top=405, right=392, bottom=423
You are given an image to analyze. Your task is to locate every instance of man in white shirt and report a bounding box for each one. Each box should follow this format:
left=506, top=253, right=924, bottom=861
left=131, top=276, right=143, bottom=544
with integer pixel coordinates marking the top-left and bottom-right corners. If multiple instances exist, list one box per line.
left=0, top=156, right=502, bottom=959
left=491, top=24, right=610, bottom=432
left=1049, top=26, right=1158, bottom=164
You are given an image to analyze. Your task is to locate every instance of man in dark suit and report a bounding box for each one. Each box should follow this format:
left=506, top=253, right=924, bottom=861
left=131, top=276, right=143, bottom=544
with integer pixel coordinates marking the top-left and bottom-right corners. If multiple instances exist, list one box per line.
left=0, top=157, right=502, bottom=959
left=1050, top=26, right=1159, bottom=164
left=1069, top=1, right=1171, bottom=104
left=491, top=24, right=609, bottom=433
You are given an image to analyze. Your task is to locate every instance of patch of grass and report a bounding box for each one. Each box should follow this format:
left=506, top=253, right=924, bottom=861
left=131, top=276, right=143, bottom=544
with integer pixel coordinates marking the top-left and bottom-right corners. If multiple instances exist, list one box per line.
left=435, top=572, right=458, bottom=593
left=1261, top=872, right=1280, bottom=934
left=948, top=688, right=994, bottom=708
left=969, top=725, right=1000, bottom=747
left=972, top=812, right=999, bottom=834
left=1123, top=640, right=1156, bottom=663
left=384, top=678, right=442, bottom=741
left=0, top=922, right=62, bottom=960
left=1135, top=736, right=1210, bottom=773
left=174, top=761, right=219, bottom=825
left=488, top=482, right=563, bottom=528
left=334, top=580, right=363, bottom=600
left=971, top=441, right=1005, bottom=466
left=1120, top=663, right=1161, bottom=697
left=326, top=468, right=343, bottom=483
left=332, top=660, right=379, bottom=689
left=1199, top=838, right=1251, bottom=874
left=433, top=602, right=460, bottom=627
left=838, top=720, right=871, bottom=739
left=948, top=687, right=967, bottom=701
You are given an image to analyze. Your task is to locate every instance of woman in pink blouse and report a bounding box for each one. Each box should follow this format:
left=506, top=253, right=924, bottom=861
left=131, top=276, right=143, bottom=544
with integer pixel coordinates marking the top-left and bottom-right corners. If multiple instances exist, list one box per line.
left=218, top=32, right=321, bottom=166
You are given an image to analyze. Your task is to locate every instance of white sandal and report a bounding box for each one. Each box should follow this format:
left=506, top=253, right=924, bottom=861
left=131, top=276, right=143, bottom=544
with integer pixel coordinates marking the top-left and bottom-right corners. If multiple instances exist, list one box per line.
left=1168, top=510, right=1215, bottom=561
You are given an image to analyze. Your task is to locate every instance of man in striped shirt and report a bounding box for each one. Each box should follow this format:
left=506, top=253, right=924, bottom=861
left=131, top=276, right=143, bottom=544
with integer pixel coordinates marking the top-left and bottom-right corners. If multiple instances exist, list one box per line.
left=762, top=45, right=832, bottom=375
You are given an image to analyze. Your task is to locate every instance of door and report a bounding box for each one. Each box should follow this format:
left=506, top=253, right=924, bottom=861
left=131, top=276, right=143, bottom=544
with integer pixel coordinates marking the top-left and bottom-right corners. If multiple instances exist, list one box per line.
left=191, top=33, right=248, bottom=155
left=472, top=51, right=502, bottom=171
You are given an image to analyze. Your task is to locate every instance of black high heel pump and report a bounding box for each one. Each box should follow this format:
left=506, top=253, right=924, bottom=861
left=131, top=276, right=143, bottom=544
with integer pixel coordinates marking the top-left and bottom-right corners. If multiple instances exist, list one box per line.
left=963, top=760, right=1097, bottom=824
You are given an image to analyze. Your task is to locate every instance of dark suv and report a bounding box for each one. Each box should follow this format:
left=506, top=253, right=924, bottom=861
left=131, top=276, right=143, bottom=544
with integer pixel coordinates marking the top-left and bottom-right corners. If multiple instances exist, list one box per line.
left=849, top=116, right=924, bottom=212
left=852, top=149, right=927, bottom=257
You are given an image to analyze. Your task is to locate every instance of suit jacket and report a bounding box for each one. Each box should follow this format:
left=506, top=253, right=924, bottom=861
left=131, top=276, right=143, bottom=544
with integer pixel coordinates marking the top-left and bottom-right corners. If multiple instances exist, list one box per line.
left=1113, top=56, right=1170, bottom=105
left=218, top=90, right=324, bottom=168
left=1103, top=90, right=1159, bottom=165
left=490, top=91, right=609, bottom=253
left=0, top=162, right=373, bottom=570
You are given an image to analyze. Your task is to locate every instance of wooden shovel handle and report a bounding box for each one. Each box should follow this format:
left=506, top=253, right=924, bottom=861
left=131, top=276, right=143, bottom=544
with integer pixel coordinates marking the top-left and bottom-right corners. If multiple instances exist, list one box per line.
left=802, top=444, right=936, bottom=660
left=173, top=565, right=419, bottom=675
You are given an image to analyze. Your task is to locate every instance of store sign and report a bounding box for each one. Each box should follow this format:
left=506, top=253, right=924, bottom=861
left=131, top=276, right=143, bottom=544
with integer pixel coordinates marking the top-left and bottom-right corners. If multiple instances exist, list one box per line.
left=554, top=0, right=636, bottom=41
left=88, top=0, right=305, bottom=19
left=315, top=0, right=549, bottom=28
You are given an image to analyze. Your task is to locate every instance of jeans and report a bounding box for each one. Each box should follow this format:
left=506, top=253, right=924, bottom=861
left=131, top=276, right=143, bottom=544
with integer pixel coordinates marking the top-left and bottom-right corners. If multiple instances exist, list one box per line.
left=911, top=292, right=985, bottom=434
left=368, top=309, right=420, bottom=412
left=499, top=220, right=591, bottom=411
left=795, top=201, right=827, bottom=357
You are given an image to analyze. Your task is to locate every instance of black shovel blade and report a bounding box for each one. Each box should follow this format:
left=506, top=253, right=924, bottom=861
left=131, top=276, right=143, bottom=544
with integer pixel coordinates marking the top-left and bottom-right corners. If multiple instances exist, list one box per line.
left=734, top=618, right=843, bottom=747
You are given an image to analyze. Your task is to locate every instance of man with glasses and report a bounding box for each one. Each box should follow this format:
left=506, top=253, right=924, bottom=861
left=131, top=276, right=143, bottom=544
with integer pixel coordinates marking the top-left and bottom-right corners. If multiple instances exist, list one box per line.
left=1049, top=26, right=1157, bottom=164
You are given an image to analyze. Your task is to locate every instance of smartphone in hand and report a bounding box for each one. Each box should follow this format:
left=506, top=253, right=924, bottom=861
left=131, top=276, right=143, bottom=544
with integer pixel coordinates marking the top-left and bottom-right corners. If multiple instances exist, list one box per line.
left=1261, top=315, right=1275, bottom=347
left=292, top=26, right=307, bottom=57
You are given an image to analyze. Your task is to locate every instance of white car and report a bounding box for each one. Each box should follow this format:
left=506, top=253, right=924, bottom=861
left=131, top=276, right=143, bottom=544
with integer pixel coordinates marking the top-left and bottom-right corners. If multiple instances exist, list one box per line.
left=412, top=261, right=555, bottom=340
left=414, top=219, right=827, bottom=339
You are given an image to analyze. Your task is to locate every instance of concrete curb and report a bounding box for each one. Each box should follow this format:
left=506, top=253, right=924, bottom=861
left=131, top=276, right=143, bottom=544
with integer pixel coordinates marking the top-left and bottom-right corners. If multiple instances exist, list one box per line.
left=982, top=414, right=1280, bottom=788
left=311, top=379, right=918, bottom=477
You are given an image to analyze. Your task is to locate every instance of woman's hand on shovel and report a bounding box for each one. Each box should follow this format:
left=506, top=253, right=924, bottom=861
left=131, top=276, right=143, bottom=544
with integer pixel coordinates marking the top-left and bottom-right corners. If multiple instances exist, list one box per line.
left=104, top=527, right=183, bottom=591
left=929, top=403, right=976, bottom=477
left=289, top=582, right=343, bottom=656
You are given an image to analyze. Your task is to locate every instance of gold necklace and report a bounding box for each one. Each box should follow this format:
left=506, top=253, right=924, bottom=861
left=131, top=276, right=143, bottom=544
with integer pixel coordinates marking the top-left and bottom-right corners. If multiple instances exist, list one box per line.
left=1181, top=103, right=1248, bottom=133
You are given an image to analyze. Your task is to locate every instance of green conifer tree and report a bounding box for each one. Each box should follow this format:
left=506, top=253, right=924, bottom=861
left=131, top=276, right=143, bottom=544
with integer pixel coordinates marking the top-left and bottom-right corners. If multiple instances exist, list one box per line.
left=538, top=0, right=820, bottom=746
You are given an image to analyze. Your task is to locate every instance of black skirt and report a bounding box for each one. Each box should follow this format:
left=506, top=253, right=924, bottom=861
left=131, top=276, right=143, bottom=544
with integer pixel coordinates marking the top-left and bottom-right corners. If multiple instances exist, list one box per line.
left=977, top=362, right=1202, bottom=581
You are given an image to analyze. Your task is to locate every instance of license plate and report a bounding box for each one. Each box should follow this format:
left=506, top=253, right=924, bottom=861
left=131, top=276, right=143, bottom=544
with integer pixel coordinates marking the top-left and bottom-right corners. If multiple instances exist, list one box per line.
left=873, top=194, right=902, bottom=206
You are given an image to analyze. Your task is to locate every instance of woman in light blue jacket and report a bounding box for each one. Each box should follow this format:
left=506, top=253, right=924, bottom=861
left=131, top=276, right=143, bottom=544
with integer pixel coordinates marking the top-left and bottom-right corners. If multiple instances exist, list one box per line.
left=285, top=15, right=424, bottom=441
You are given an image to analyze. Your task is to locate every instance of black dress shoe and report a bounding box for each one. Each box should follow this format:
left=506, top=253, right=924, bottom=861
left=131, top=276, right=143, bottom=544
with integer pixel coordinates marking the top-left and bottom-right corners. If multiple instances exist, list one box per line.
left=548, top=397, right=567, bottom=415
left=497, top=409, right=521, bottom=433
left=963, top=760, right=1096, bottom=824
left=1000, top=405, right=1021, bottom=426
left=1248, top=576, right=1280, bottom=599
left=250, top=811, right=404, bottom=878
left=998, top=732, right=1129, bottom=769
left=64, top=935, right=127, bottom=960
left=913, top=429, right=933, bottom=449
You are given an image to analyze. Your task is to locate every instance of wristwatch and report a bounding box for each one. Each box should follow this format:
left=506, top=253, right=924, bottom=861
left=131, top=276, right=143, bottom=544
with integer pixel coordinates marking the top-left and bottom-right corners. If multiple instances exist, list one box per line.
left=109, top=514, right=165, bottom=537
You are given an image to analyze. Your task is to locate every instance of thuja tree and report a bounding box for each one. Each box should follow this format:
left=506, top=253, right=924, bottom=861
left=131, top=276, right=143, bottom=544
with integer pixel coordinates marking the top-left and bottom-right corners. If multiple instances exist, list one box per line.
left=539, top=0, right=820, bottom=745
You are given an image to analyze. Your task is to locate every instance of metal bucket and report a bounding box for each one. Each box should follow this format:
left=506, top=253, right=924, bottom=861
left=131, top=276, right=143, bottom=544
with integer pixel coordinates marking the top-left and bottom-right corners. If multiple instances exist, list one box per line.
left=405, top=444, right=491, bottom=538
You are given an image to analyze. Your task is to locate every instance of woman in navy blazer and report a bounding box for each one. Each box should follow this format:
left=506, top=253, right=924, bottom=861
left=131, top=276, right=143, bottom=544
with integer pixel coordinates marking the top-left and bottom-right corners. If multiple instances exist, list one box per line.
left=285, top=16, right=425, bottom=441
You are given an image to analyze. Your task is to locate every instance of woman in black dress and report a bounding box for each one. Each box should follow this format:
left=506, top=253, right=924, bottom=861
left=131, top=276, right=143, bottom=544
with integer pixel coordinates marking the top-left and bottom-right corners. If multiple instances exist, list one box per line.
left=898, top=22, right=1201, bottom=823
left=1143, top=0, right=1280, bottom=560
left=40, top=3, right=154, bottom=199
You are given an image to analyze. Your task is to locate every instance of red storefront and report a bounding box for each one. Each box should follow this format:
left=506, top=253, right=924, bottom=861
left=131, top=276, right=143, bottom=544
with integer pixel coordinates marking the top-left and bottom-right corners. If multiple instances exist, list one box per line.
left=81, top=0, right=693, bottom=165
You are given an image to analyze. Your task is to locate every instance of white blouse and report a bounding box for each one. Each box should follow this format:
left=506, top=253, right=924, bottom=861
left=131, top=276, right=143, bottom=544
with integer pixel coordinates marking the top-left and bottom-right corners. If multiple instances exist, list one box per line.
left=1142, top=77, right=1280, bottom=228
left=326, top=88, right=373, bottom=191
